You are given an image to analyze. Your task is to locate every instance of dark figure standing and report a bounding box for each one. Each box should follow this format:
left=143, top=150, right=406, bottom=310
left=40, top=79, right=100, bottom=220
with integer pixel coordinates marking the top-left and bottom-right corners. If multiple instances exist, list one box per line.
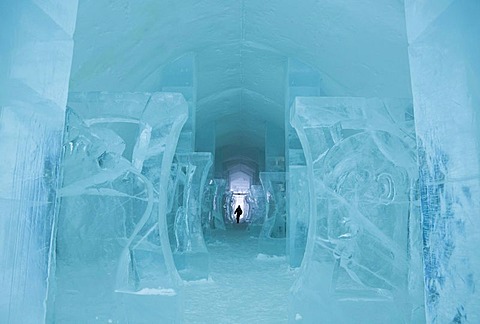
left=234, top=205, right=243, bottom=224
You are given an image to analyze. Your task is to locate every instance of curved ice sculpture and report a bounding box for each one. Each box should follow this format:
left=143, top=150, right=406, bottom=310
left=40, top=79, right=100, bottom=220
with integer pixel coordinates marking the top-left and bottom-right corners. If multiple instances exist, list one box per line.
left=203, top=179, right=227, bottom=231
left=54, top=92, right=188, bottom=323
left=290, top=97, right=425, bottom=324
left=173, top=152, right=213, bottom=280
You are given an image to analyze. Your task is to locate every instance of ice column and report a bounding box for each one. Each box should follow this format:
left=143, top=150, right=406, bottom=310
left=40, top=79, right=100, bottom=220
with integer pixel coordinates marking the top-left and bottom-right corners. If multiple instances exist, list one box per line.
left=201, top=180, right=216, bottom=234
left=405, top=1, right=480, bottom=322
left=53, top=92, right=187, bottom=323
left=200, top=179, right=226, bottom=240
left=287, top=166, right=309, bottom=267
left=173, top=152, right=213, bottom=280
left=258, top=172, right=287, bottom=256
left=0, top=1, right=78, bottom=323
left=290, top=97, right=424, bottom=323
left=246, top=184, right=266, bottom=235
left=161, top=53, right=197, bottom=154
left=265, top=122, right=285, bottom=172
left=210, top=179, right=227, bottom=230
left=285, top=59, right=319, bottom=268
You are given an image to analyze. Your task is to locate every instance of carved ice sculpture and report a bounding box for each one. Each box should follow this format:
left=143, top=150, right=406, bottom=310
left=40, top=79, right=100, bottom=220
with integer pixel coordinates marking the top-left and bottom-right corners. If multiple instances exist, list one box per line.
left=290, top=97, right=425, bottom=324
left=210, top=179, right=227, bottom=230
left=258, top=172, right=287, bottom=256
left=224, top=190, right=235, bottom=224
left=54, top=92, right=188, bottom=323
left=245, top=185, right=266, bottom=235
left=173, top=152, right=213, bottom=280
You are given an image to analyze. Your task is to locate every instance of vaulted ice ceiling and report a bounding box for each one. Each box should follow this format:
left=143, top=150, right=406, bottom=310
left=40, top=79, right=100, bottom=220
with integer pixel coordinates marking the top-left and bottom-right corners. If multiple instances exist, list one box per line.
left=69, top=0, right=412, bottom=173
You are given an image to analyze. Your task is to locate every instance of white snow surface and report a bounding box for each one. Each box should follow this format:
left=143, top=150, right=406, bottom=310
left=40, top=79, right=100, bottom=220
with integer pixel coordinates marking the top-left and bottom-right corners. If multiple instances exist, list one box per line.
left=184, top=226, right=296, bottom=323
left=115, top=288, right=177, bottom=296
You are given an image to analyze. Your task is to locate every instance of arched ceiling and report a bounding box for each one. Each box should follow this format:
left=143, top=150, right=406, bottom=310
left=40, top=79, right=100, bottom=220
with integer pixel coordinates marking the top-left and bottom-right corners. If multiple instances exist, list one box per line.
left=70, top=0, right=411, bottom=96
left=69, top=0, right=412, bottom=173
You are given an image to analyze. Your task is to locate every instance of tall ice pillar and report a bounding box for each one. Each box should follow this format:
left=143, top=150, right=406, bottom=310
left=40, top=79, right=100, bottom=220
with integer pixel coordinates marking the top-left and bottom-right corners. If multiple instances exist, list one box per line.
left=0, top=1, right=78, bottom=323
left=405, top=1, right=480, bottom=322
left=174, top=152, right=213, bottom=280
left=258, top=172, right=287, bottom=256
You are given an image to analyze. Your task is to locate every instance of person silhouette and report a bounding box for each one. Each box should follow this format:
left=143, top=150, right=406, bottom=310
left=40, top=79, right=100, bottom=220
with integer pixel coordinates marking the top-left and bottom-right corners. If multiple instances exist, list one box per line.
left=234, top=205, right=243, bottom=224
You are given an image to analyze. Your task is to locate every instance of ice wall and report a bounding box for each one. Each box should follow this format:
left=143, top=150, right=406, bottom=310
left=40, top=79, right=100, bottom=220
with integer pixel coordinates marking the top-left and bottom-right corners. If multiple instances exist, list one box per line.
left=0, top=1, right=78, bottom=323
left=53, top=92, right=187, bottom=323
left=290, top=97, right=424, bottom=323
left=405, top=1, right=480, bottom=322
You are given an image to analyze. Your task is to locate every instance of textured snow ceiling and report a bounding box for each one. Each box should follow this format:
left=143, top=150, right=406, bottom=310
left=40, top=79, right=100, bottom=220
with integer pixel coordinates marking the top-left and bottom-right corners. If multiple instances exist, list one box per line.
left=69, top=0, right=411, bottom=170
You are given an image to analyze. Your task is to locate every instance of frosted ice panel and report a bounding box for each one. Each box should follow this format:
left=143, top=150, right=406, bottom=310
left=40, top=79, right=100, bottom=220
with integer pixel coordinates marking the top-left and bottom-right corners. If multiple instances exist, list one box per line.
left=166, top=161, right=187, bottom=251
left=0, top=1, right=77, bottom=322
left=176, top=131, right=194, bottom=153
left=258, top=172, right=286, bottom=256
left=173, top=152, right=212, bottom=280
left=0, top=105, right=64, bottom=324
left=5, top=2, right=77, bottom=108
left=290, top=97, right=424, bottom=323
left=201, top=179, right=227, bottom=234
left=245, top=184, right=265, bottom=232
left=406, top=0, right=480, bottom=322
left=54, top=92, right=187, bottom=323
left=224, top=190, right=235, bottom=224
left=287, top=166, right=309, bottom=268
left=287, top=59, right=323, bottom=107
left=265, top=123, right=285, bottom=171
left=160, top=53, right=196, bottom=148
left=201, top=180, right=214, bottom=232
left=212, top=179, right=227, bottom=230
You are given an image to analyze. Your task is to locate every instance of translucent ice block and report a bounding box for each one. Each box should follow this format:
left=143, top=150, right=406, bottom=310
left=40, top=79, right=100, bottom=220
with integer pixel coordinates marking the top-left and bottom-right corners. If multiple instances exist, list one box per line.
left=286, top=166, right=309, bottom=268
left=201, top=180, right=215, bottom=234
left=290, top=97, right=424, bottom=323
left=53, top=92, right=187, bottom=323
left=258, top=172, right=287, bottom=256
left=0, top=1, right=78, bottom=323
left=173, top=152, right=213, bottom=281
left=406, top=1, right=480, bottom=322
left=245, top=185, right=266, bottom=235
left=212, top=179, right=227, bottom=230
left=160, top=53, right=197, bottom=154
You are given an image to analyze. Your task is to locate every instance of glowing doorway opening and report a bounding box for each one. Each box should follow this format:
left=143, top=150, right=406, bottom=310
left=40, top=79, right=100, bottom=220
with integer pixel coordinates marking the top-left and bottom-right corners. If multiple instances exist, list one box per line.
left=229, top=168, right=252, bottom=223
left=232, top=193, right=249, bottom=223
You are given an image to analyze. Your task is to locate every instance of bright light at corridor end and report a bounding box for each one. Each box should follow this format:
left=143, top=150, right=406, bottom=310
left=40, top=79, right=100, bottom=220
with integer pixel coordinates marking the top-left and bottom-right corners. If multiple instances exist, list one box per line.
left=229, top=170, right=251, bottom=193
left=229, top=170, right=252, bottom=222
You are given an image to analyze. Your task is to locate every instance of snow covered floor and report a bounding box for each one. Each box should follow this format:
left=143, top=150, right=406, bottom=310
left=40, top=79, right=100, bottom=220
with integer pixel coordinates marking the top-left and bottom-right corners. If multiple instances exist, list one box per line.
left=183, top=225, right=297, bottom=323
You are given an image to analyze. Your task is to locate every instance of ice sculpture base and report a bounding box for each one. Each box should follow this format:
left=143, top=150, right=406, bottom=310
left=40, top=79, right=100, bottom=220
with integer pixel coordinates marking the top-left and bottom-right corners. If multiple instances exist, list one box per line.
left=116, top=289, right=183, bottom=323
left=174, top=252, right=210, bottom=281
left=291, top=262, right=410, bottom=324
left=289, top=96, right=423, bottom=323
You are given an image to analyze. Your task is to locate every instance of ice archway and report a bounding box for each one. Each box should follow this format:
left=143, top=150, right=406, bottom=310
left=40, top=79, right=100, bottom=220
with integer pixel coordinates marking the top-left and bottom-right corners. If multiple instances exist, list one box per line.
left=1, top=0, right=479, bottom=323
